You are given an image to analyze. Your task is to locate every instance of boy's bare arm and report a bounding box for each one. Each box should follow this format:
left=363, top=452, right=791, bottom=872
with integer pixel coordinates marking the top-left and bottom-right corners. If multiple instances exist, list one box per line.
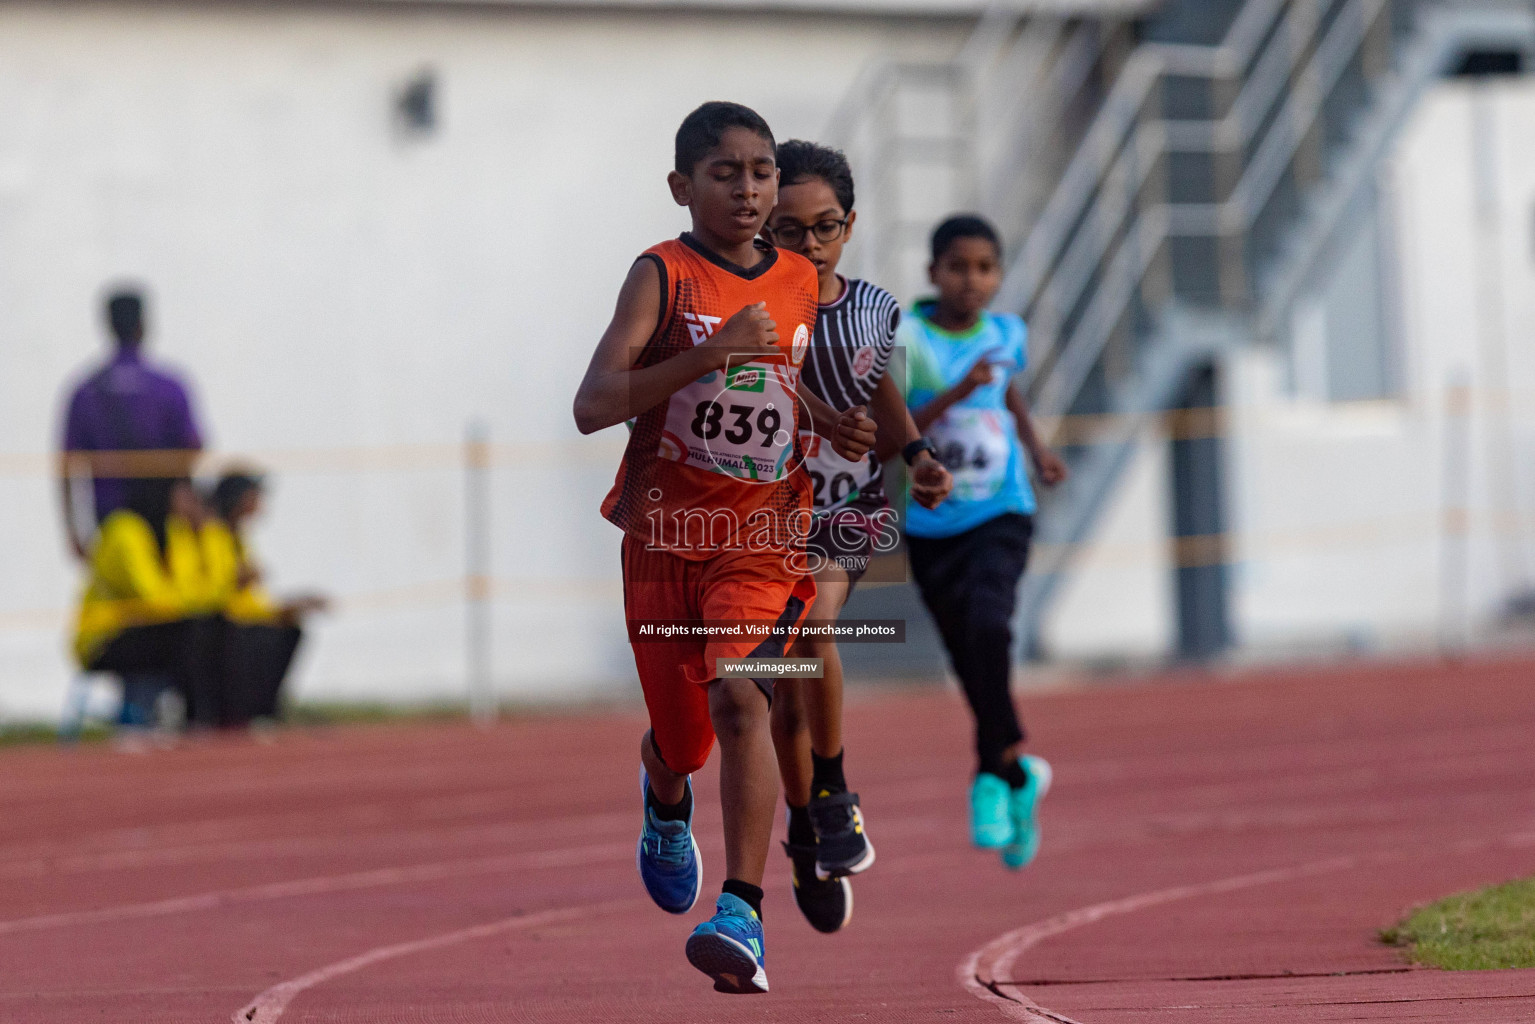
left=869, top=372, right=919, bottom=461
left=1004, top=381, right=1068, bottom=486
left=799, top=388, right=877, bottom=462
left=572, top=261, right=779, bottom=435
left=910, top=349, right=1000, bottom=433
left=868, top=373, right=952, bottom=508
left=574, top=260, right=699, bottom=434
left=57, top=462, right=88, bottom=561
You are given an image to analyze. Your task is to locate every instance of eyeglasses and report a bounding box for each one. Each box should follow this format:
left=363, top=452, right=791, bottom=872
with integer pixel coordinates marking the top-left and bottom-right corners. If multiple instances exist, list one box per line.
left=767, top=217, right=849, bottom=247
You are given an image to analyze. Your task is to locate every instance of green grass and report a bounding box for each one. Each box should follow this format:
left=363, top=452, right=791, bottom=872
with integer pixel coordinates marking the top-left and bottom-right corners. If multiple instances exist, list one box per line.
left=0, top=696, right=604, bottom=750
left=1382, top=877, right=1535, bottom=969
left=280, top=700, right=471, bottom=727
left=0, top=702, right=476, bottom=747
left=0, top=722, right=112, bottom=747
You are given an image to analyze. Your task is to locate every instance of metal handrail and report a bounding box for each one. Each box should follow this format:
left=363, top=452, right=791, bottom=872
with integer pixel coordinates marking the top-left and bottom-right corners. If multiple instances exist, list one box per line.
left=1256, top=0, right=1535, bottom=340
left=979, top=20, right=1108, bottom=244
left=1010, top=0, right=1368, bottom=352
left=1035, top=206, right=1170, bottom=417
left=995, top=54, right=1161, bottom=316
left=1027, top=0, right=1399, bottom=420
left=1226, top=0, right=1388, bottom=235
left=998, top=0, right=1288, bottom=319
left=824, top=9, right=1127, bottom=294
left=1155, top=0, right=1388, bottom=237
left=1023, top=119, right=1164, bottom=376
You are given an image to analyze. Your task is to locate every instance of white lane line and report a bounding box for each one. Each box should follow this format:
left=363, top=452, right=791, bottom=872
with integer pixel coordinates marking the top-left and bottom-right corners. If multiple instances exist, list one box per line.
left=955, top=855, right=1368, bottom=1022
left=0, top=814, right=938, bottom=938
left=957, top=828, right=1535, bottom=1022
left=0, top=768, right=962, bottom=880
left=956, top=855, right=1367, bottom=1021
left=0, top=805, right=954, bottom=941
left=0, top=839, right=631, bottom=937
left=232, top=899, right=635, bottom=1024
left=0, top=809, right=636, bottom=881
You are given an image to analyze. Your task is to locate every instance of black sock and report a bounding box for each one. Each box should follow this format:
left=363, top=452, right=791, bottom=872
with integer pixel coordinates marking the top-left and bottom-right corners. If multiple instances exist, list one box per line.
left=786, top=803, right=815, bottom=847
left=646, top=783, right=692, bottom=823
left=722, top=879, right=764, bottom=919
left=811, top=748, right=847, bottom=797
left=980, top=755, right=1029, bottom=790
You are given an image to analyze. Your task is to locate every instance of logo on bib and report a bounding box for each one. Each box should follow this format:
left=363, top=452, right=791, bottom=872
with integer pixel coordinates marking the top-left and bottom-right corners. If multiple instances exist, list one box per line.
left=726, top=366, right=765, bottom=392
left=791, top=324, right=809, bottom=366
left=852, top=345, right=876, bottom=377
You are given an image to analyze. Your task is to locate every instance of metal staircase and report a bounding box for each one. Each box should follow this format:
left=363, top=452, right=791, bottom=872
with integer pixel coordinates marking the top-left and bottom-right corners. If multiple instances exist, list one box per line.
left=1003, top=0, right=1535, bottom=657
left=823, top=13, right=1136, bottom=301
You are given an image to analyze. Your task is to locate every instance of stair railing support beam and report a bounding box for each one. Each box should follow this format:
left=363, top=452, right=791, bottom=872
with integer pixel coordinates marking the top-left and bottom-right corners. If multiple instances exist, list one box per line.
left=1169, top=359, right=1232, bottom=661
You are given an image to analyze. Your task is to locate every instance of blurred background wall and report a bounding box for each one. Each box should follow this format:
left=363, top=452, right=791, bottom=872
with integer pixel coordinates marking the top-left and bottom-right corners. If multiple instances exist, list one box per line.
left=1046, top=78, right=1535, bottom=661
left=2, top=0, right=1533, bottom=721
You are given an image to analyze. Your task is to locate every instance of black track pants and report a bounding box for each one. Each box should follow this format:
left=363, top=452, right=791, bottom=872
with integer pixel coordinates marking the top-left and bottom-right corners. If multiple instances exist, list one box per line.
left=90, top=616, right=227, bottom=727
left=907, top=513, right=1032, bottom=772
left=222, top=623, right=304, bottom=723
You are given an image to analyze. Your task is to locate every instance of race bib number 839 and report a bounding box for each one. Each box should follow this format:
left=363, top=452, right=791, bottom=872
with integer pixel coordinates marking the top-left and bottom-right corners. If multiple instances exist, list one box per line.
left=658, top=363, right=798, bottom=482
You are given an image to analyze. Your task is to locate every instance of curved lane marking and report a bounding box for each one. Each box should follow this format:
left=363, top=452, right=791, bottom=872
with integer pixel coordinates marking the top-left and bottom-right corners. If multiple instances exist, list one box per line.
left=233, top=899, right=635, bottom=1024
left=958, top=828, right=1535, bottom=1021
left=956, top=854, right=1367, bottom=1022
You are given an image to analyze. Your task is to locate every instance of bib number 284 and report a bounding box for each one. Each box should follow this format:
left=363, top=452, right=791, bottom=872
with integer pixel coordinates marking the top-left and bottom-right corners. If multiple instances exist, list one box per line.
left=929, top=408, right=1011, bottom=500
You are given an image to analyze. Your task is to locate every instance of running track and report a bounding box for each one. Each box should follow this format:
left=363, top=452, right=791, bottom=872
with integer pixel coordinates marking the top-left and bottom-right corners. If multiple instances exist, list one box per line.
left=2, top=655, right=1533, bottom=1022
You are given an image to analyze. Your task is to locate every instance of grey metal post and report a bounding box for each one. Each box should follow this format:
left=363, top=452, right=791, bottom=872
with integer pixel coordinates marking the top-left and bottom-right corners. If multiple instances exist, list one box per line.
left=465, top=418, right=493, bottom=723
left=1438, top=371, right=1473, bottom=652
left=1169, top=361, right=1231, bottom=660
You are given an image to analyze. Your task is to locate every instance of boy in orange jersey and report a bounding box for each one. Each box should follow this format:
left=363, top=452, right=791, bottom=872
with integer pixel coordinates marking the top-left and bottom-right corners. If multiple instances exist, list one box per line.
left=573, top=101, right=877, bottom=994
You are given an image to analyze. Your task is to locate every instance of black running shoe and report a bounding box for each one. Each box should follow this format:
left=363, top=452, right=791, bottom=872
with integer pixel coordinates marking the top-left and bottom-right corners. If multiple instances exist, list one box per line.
left=807, top=790, right=875, bottom=879
left=783, top=840, right=851, bottom=934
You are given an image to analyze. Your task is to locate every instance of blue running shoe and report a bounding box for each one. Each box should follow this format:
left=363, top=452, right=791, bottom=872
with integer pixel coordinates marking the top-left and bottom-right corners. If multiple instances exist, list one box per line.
left=637, top=768, right=702, bottom=914
left=685, top=893, right=768, bottom=994
left=1002, top=755, right=1053, bottom=871
left=970, top=771, right=1012, bottom=849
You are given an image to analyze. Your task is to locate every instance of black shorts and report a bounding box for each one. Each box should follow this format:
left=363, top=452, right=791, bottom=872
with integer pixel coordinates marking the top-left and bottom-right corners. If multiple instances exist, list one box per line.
left=805, top=506, right=880, bottom=587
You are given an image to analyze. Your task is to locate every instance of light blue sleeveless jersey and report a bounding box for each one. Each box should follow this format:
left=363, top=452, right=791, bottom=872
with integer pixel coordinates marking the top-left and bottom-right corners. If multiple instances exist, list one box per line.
left=901, top=301, right=1036, bottom=538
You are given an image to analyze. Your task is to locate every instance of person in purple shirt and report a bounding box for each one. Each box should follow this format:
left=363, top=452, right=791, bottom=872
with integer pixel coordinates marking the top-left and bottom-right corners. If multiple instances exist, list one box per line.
left=59, top=289, right=205, bottom=560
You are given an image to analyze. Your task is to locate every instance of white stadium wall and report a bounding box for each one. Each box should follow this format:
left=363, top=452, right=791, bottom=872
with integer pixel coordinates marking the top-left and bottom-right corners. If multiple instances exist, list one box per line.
left=1042, top=77, right=1535, bottom=663
left=0, top=1, right=969, bottom=719
left=4, top=2, right=1534, bottom=720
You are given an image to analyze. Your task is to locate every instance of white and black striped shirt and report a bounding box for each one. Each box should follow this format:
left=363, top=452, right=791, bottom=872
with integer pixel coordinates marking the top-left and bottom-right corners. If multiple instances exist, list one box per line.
left=799, top=277, right=901, bottom=514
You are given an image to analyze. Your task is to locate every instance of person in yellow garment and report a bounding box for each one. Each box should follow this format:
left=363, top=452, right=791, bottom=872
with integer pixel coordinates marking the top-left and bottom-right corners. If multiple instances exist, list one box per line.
left=203, top=471, right=327, bottom=724
left=75, top=476, right=227, bottom=728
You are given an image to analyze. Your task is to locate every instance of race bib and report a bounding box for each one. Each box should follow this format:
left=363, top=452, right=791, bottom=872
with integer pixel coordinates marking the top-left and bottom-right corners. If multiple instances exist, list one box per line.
left=798, top=431, right=876, bottom=513
left=658, top=362, right=797, bottom=482
left=929, top=407, right=1012, bottom=501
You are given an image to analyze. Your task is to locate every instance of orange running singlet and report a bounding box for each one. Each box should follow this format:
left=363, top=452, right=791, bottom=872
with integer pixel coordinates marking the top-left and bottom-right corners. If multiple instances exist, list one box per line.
left=602, top=233, right=819, bottom=559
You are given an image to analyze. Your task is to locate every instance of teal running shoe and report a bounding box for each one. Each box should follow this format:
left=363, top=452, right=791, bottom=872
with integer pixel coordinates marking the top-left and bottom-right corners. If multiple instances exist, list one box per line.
left=685, top=893, right=768, bottom=994
left=637, top=768, right=702, bottom=914
left=1001, top=754, right=1053, bottom=871
left=970, top=771, right=1012, bottom=849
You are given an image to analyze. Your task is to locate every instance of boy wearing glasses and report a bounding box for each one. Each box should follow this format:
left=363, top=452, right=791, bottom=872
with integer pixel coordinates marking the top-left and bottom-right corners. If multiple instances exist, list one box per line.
left=761, top=141, right=951, bottom=933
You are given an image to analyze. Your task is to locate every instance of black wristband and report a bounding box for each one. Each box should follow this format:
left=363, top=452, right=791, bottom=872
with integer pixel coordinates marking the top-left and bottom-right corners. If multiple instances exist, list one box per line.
left=902, top=437, right=938, bottom=466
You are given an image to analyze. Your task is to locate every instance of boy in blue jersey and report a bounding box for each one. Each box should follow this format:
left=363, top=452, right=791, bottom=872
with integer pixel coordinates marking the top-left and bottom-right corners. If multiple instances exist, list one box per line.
left=901, top=214, right=1068, bottom=870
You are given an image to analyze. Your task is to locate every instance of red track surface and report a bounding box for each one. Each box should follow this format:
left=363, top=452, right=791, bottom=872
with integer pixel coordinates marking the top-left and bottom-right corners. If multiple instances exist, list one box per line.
left=2, top=655, right=1534, bottom=1023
